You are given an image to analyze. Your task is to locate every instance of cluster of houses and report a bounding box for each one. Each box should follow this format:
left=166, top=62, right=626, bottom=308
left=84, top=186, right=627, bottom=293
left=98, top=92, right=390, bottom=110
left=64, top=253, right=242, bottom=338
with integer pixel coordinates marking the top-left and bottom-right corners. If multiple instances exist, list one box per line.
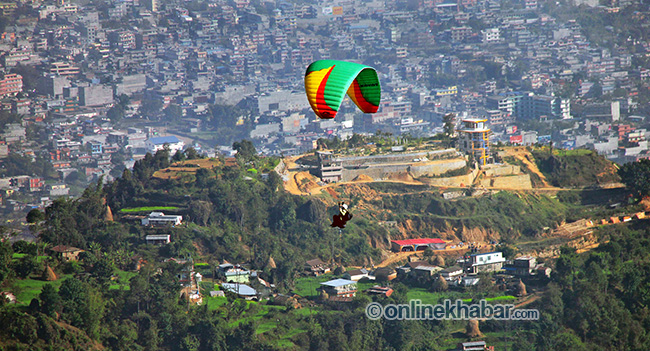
left=300, top=247, right=550, bottom=303
left=600, top=211, right=648, bottom=225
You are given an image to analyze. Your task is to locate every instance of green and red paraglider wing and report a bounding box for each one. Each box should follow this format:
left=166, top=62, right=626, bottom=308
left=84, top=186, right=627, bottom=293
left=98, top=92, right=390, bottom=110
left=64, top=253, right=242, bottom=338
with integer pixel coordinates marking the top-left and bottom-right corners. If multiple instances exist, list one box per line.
left=304, top=60, right=381, bottom=119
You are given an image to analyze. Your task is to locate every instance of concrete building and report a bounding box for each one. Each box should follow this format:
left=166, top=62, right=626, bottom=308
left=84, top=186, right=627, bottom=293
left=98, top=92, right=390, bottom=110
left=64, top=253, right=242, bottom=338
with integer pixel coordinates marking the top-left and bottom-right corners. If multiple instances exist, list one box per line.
left=141, top=212, right=183, bottom=227
left=145, top=234, right=171, bottom=245
left=0, top=74, right=22, bottom=97
left=79, top=85, right=113, bottom=106
left=319, top=279, right=357, bottom=298
left=145, top=136, right=185, bottom=154
left=38, top=76, right=70, bottom=97
left=317, top=151, right=342, bottom=183
left=257, top=90, right=310, bottom=114
left=115, top=74, right=146, bottom=95
left=467, top=252, right=505, bottom=274
left=458, top=118, right=490, bottom=166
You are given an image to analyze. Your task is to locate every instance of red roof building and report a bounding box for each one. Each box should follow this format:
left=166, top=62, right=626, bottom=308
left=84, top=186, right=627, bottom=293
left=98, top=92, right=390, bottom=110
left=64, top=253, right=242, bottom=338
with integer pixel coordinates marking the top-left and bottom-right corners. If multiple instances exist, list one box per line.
left=391, top=238, right=446, bottom=252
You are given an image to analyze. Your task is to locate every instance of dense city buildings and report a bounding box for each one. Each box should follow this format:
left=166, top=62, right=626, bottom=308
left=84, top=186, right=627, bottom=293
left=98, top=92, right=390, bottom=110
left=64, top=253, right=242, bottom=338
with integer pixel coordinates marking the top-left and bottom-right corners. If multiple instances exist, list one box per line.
left=0, top=0, right=649, bottom=207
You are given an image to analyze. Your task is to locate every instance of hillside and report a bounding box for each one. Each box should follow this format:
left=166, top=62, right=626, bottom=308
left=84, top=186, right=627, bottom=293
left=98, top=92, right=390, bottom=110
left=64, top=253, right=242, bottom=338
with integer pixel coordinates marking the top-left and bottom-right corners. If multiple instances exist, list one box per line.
left=532, top=148, right=621, bottom=188
left=3, top=146, right=645, bottom=351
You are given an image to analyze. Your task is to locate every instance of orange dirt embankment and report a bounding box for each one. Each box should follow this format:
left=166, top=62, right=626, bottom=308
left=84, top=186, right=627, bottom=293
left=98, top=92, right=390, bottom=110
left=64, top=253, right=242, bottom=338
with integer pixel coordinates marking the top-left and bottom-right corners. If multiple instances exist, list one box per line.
left=353, top=174, right=374, bottom=182
left=500, top=147, right=555, bottom=188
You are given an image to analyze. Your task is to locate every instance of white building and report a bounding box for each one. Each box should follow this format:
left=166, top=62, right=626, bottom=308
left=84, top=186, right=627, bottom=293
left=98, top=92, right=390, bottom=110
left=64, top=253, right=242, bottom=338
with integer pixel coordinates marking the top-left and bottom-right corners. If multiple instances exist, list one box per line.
left=145, top=135, right=185, bottom=154
left=468, top=251, right=506, bottom=274
left=141, top=212, right=183, bottom=227
left=482, top=28, right=500, bottom=42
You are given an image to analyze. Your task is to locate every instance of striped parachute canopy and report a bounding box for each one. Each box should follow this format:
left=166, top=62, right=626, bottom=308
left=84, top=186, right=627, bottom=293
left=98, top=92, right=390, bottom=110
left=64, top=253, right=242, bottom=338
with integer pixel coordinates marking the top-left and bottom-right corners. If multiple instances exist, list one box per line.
left=304, top=60, right=381, bottom=119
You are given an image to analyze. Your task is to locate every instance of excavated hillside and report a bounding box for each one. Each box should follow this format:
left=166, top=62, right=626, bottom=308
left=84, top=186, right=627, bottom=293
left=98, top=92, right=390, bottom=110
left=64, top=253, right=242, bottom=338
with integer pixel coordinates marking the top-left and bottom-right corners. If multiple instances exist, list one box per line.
left=278, top=147, right=625, bottom=261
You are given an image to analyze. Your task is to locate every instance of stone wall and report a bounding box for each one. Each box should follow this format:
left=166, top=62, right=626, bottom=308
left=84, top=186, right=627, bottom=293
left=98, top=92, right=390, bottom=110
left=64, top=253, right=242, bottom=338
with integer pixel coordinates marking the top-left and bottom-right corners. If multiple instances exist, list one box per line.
left=480, top=174, right=532, bottom=189
left=421, top=168, right=480, bottom=187
left=335, top=148, right=459, bottom=167
left=410, top=159, right=467, bottom=177
left=340, top=158, right=468, bottom=181
left=483, top=164, right=520, bottom=177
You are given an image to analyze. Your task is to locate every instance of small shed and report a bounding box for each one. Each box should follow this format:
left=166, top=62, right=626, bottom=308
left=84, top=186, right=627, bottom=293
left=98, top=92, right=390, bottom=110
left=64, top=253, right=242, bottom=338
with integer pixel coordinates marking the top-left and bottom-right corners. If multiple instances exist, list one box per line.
left=50, top=245, right=84, bottom=261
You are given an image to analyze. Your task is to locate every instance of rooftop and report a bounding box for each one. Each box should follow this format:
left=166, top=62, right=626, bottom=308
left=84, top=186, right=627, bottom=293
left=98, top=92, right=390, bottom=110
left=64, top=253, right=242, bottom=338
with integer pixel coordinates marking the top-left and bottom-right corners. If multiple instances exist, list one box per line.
left=392, top=238, right=446, bottom=246
left=320, top=279, right=356, bottom=287
left=148, top=136, right=181, bottom=145
left=221, top=283, right=257, bottom=296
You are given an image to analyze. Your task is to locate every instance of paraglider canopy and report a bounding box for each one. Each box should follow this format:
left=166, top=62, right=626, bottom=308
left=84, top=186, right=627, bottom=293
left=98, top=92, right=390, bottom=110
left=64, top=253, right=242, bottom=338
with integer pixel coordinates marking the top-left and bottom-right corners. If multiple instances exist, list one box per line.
left=304, top=60, right=381, bottom=119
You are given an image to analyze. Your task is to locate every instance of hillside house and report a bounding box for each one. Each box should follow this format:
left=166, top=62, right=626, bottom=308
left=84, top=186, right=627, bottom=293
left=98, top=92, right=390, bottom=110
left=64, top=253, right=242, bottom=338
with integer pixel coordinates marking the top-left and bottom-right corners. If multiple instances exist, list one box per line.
left=145, top=234, right=171, bottom=245
left=218, top=263, right=250, bottom=283
left=141, top=212, right=183, bottom=227
left=319, top=279, right=357, bottom=298
left=305, top=258, right=330, bottom=276
left=50, top=245, right=84, bottom=261
left=366, top=286, right=394, bottom=297
left=165, top=258, right=195, bottom=287
left=440, top=265, right=464, bottom=281
left=145, top=135, right=185, bottom=154
left=343, top=268, right=374, bottom=281
left=221, top=283, right=258, bottom=300
left=456, top=341, right=494, bottom=350
left=503, top=256, right=537, bottom=276
left=372, top=267, right=397, bottom=281
left=413, top=264, right=443, bottom=277
left=467, top=252, right=505, bottom=274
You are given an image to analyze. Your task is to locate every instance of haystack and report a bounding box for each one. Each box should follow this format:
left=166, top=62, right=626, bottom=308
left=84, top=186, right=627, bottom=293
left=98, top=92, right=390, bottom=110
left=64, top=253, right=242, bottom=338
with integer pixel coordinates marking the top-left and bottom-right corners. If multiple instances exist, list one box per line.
left=515, top=280, right=527, bottom=297
left=466, top=319, right=482, bottom=338
left=105, top=205, right=114, bottom=222
left=433, top=276, right=448, bottom=292
left=433, top=255, right=446, bottom=267
left=267, top=256, right=277, bottom=270
left=42, top=265, right=57, bottom=281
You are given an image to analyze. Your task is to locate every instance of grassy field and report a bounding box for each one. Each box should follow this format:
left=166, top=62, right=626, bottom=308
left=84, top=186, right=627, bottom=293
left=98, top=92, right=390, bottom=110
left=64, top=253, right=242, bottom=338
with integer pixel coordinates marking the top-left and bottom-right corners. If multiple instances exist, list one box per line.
left=461, top=295, right=516, bottom=303
left=292, top=274, right=336, bottom=298
left=119, top=206, right=179, bottom=213
left=405, top=288, right=465, bottom=305
left=12, top=274, right=74, bottom=305
left=11, top=254, right=50, bottom=263
left=108, top=270, right=137, bottom=290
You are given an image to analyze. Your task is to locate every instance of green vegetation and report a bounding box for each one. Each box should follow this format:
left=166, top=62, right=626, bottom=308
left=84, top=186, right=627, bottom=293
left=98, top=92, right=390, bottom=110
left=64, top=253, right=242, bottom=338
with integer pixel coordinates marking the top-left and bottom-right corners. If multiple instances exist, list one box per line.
left=119, top=206, right=180, bottom=213
left=2, top=144, right=646, bottom=350
left=11, top=274, right=73, bottom=305
left=532, top=148, right=620, bottom=188
left=377, top=190, right=568, bottom=239
left=618, top=158, right=650, bottom=198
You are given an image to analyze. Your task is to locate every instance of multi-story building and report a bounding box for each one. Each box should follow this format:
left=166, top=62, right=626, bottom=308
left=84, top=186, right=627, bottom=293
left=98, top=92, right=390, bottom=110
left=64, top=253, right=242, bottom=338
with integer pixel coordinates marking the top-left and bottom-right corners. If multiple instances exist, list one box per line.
left=0, top=74, right=23, bottom=97
left=458, top=118, right=491, bottom=166
left=481, top=28, right=500, bottom=42
left=49, top=62, right=80, bottom=76
left=466, top=251, right=506, bottom=274
left=78, top=85, right=111, bottom=107
left=319, top=279, right=357, bottom=298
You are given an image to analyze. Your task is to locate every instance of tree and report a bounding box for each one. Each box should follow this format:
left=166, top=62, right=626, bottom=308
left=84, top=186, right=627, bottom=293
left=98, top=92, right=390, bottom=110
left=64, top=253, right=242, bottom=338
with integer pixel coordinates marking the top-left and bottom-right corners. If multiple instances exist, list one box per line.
left=39, top=283, right=62, bottom=318
left=139, top=98, right=163, bottom=118
left=184, top=147, right=200, bottom=160
left=163, top=104, right=183, bottom=122
left=618, top=159, right=650, bottom=197
left=233, top=140, right=257, bottom=163
left=14, top=254, right=40, bottom=278
left=194, top=168, right=214, bottom=189
left=443, top=113, right=456, bottom=137
left=0, top=240, right=13, bottom=285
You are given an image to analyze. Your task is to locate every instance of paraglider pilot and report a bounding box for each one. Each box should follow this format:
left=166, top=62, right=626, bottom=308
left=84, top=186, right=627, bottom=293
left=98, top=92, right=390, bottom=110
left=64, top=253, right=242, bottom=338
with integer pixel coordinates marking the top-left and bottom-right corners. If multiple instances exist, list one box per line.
left=331, top=201, right=353, bottom=229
